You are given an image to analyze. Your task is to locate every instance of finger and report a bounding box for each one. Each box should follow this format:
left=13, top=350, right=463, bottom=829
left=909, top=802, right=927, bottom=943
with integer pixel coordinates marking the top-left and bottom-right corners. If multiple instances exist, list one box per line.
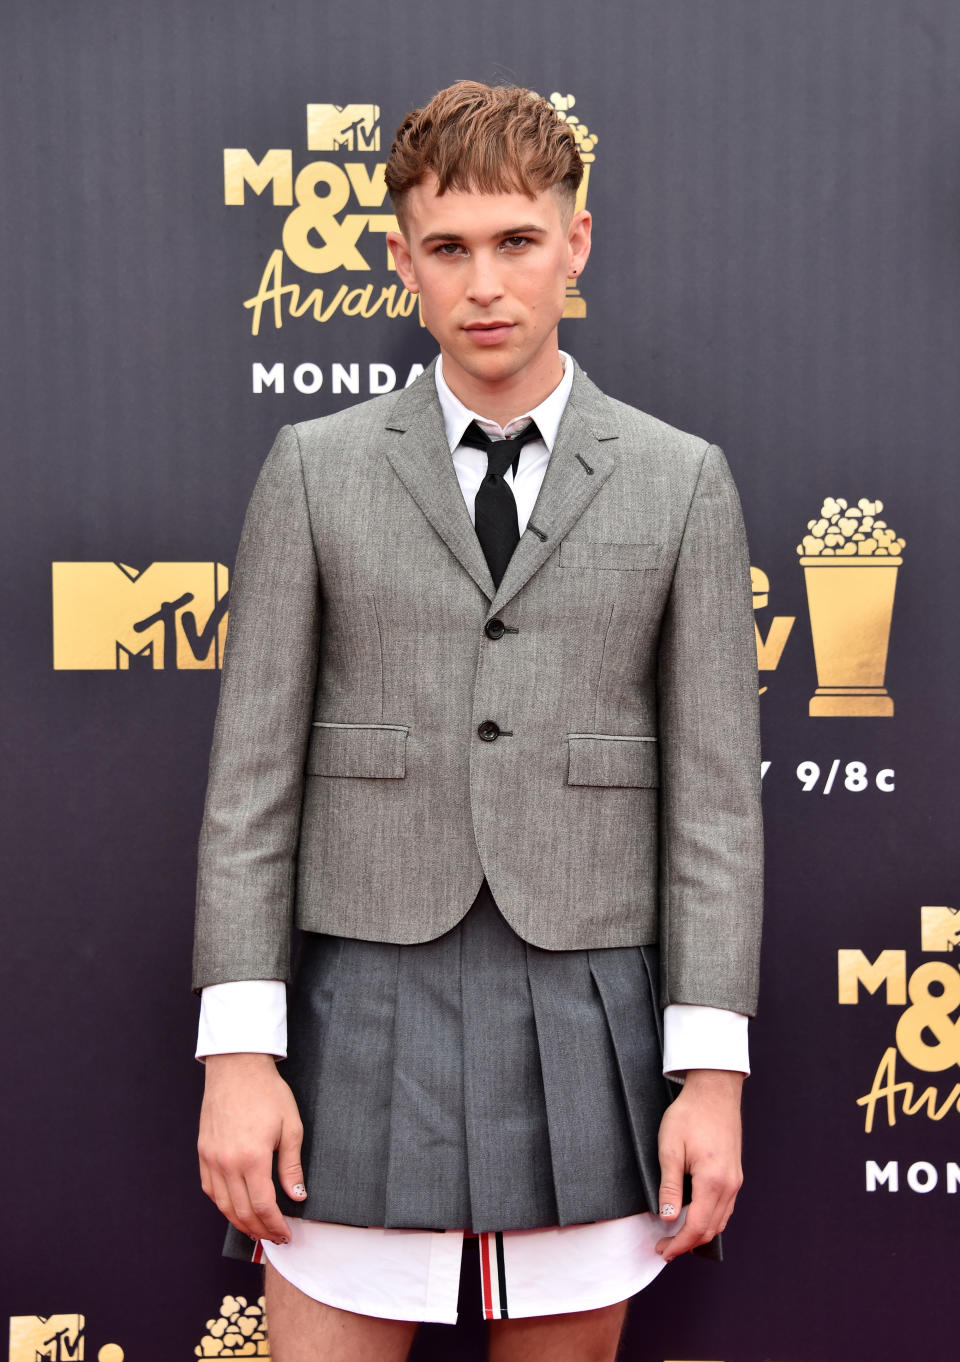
left=226, top=1167, right=287, bottom=1245
left=662, top=1170, right=740, bottom=1259
left=657, top=1206, right=714, bottom=1261
left=656, top=1172, right=723, bottom=1260
left=656, top=1148, right=684, bottom=1225
left=209, top=1170, right=249, bottom=1239
left=198, top=1150, right=215, bottom=1202
left=244, top=1168, right=293, bottom=1244
left=277, top=1113, right=308, bottom=1203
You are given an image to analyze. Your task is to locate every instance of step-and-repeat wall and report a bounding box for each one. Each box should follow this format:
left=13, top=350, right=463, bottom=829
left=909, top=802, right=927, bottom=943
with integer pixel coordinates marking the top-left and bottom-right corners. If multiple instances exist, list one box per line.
left=3, top=2, right=957, bottom=1359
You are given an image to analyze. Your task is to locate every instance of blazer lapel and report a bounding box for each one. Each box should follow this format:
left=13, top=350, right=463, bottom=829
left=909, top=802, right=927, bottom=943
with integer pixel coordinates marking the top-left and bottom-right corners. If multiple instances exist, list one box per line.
left=383, top=361, right=496, bottom=601
left=382, top=358, right=619, bottom=613
left=489, top=362, right=619, bottom=616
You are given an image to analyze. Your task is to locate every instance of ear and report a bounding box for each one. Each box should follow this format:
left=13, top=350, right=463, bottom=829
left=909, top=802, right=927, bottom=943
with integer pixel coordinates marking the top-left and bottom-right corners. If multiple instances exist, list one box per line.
left=386, top=230, right=419, bottom=293
left=566, top=209, right=592, bottom=278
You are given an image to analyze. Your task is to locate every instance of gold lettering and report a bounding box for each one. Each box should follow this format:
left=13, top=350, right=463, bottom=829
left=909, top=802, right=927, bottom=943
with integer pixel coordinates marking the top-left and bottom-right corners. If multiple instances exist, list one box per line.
left=224, top=148, right=293, bottom=205
left=902, top=1082, right=960, bottom=1121
left=755, top=616, right=795, bottom=671
left=342, top=284, right=374, bottom=317
left=242, top=251, right=417, bottom=332
left=283, top=163, right=371, bottom=273
left=838, top=949, right=907, bottom=1005
left=243, top=250, right=297, bottom=335
left=857, top=1047, right=912, bottom=1132
left=345, top=162, right=388, bottom=206
left=856, top=1046, right=960, bottom=1132
left=290, top=283, right=349, bottom=324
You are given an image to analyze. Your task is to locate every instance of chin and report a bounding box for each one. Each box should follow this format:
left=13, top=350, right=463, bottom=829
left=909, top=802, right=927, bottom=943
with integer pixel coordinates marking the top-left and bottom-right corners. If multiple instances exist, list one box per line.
left=465, top=350, right=526, bottom=381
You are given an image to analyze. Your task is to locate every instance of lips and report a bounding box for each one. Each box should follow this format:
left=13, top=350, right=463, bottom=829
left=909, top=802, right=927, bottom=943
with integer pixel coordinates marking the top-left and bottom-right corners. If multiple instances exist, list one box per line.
left=463, top=321, right=515, bottom=345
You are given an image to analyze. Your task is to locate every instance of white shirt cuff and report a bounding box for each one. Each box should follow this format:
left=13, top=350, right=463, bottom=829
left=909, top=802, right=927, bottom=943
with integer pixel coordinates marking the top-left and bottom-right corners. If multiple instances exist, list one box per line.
left=195, top=986, right=749, bottom=1077
left=196, top=979, right=288, bottom=1060
left=662, top=1004, right=750, bottom=1079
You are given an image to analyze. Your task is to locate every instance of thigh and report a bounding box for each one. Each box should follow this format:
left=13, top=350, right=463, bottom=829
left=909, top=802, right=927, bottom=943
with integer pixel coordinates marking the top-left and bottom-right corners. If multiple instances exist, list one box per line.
left=487, top=1298, right=630, bottom=1362
left=264, top=1259, right=419, bottom=1362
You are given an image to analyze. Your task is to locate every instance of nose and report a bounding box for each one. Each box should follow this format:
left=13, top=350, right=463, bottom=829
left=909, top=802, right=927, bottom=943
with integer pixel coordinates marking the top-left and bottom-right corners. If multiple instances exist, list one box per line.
left=465, top=250, right=504, bottom=307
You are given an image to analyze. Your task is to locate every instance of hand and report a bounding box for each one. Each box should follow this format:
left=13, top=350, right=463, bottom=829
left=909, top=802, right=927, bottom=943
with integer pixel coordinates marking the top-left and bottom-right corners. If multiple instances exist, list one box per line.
left=654, top=1068, right=744, bottom=1261
left=197, top=1052, right=307, bottom=1245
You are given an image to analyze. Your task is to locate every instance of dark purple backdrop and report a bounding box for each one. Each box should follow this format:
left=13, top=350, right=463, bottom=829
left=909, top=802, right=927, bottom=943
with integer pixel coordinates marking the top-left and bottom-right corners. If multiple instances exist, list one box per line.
left=3, top=2, right=958, bottom=1359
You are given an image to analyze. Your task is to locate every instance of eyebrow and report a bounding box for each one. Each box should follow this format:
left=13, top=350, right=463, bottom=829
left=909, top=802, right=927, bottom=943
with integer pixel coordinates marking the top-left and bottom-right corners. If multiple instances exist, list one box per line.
left=419, top=224, right=548, bottom=246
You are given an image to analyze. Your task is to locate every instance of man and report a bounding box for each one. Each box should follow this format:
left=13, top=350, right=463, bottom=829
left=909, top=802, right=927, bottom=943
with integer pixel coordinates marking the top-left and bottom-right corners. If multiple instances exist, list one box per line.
left=194, top=81, right=762, bottom=1362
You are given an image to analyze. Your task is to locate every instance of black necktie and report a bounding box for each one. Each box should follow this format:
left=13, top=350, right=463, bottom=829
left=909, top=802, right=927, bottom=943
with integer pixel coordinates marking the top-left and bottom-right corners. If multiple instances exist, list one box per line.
left=459, top=419, right=542, bottom=588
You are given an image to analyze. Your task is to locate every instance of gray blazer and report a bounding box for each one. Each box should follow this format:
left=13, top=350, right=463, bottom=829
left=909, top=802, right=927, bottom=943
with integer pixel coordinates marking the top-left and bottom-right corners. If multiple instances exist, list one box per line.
left=193, top=359, right=763, bottom=1013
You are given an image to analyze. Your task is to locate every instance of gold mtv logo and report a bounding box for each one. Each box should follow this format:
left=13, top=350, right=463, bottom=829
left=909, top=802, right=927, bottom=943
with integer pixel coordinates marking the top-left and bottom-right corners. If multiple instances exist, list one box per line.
left=51, top=562, right=229, bottom=671
left=306, top=104, right=380, bottom=152
left=922, top=906, right=960, bottom=953
left=9, top=1315, right=125, bottom=1362
left=9, top=1315, right=85, bottom=1361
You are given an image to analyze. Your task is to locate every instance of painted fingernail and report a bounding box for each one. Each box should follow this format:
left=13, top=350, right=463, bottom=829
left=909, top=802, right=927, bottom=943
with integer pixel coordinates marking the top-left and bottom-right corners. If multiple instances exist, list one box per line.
left=274, top=1237, right=289, bottom=1245
left=292, top=1184, right=306, bottom=1198
left=660, top=1203, right=676, bottom=1217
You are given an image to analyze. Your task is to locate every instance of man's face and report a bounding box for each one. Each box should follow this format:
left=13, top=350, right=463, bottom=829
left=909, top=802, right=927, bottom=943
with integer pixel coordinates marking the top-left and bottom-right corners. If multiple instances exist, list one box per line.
left=387, top=175, right=591, bottom=404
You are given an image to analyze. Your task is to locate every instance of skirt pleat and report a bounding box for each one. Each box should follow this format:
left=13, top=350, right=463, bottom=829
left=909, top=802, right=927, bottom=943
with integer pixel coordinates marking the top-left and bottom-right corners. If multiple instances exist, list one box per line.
left=587, top=945, right=674, bottom=1217
left=292, top=934, right=400, bottom=1226
left=383, top=916, right=470, bottom=1228
left=526, top=942, right=656, bottom=1228
left=224, top=877, right=674, bottom=1260
left=459, top=883, right=558, bottom=1230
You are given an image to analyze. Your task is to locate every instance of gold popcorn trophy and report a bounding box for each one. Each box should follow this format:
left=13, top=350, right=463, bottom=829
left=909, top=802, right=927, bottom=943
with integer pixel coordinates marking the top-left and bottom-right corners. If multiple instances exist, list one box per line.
left=195, top=1295, right=271, bottom=1357
left=797, top=498, right=904, bottom=716
left=549, top=94, right=597, bottom=319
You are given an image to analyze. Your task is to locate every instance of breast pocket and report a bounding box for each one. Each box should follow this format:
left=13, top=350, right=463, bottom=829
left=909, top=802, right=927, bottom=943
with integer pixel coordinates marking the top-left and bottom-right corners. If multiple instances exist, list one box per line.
left=558, top=541, right=664, bottom=571
left=306, top=721, right=408, bottom=779
left=566, top=733, right=660, bottom=788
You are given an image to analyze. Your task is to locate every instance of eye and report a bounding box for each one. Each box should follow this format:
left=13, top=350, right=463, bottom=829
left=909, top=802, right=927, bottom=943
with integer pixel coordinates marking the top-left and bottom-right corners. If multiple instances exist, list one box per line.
left=435, top=241, right=465, bottom=256
left=502, top=235, right=531, bottom=249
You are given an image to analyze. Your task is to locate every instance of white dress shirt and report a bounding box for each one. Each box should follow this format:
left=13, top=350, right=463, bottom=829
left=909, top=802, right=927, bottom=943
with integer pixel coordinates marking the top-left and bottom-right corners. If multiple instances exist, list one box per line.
left=197, top=352, right=749, bottom=1077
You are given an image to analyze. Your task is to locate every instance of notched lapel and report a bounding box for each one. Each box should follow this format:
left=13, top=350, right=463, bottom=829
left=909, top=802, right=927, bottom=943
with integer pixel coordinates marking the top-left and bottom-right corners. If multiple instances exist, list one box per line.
left=488, top=366, right=619, bottom=616
left=383, top=366, right=495, bottom=601
left=381, top=359, right=620, bottom=614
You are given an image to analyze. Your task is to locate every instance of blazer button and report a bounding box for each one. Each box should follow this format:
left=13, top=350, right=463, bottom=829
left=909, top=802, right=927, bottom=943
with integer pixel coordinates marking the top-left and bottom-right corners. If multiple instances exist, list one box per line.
left=477, top=720, right=501, bottom=742
left=484, top=618, right=506, bottom=640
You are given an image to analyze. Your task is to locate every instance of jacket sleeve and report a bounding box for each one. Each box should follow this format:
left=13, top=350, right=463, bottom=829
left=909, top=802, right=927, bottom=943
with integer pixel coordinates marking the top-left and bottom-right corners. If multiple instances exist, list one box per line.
left=192, top=424, right=321, bottom=992
left=656, top=443, right=764, bottom=1015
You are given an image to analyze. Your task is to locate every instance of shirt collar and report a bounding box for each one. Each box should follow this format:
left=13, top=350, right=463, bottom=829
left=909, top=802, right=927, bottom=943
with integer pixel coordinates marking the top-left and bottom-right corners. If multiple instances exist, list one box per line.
left=435, top=351, right=574, bottom=454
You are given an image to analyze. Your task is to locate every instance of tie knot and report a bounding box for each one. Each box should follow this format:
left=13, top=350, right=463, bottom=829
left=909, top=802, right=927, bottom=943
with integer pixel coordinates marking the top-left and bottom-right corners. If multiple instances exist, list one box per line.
left=459, top=420, right=541, bottom=479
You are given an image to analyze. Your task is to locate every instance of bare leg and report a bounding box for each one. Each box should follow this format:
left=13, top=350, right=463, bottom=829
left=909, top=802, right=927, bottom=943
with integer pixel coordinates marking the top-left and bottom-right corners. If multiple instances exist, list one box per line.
left=487, top=1299, right=630, bottom=1362
left=263, top=1259, right=419, bottom=1362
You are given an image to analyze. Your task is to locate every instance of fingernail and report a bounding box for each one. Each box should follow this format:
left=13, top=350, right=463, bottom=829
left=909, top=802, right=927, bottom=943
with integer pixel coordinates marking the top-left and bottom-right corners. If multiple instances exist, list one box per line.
left=292, top=1184, right=307, bottom=1198
left=660, top=1203, right=676, bottom=1217
left=274, top=1237, right=289, bottom=1245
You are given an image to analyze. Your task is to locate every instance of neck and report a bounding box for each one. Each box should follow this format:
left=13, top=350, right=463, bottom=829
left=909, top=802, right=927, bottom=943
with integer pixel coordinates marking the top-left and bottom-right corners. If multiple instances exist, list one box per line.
left=441, top=343, right=565, bottom=427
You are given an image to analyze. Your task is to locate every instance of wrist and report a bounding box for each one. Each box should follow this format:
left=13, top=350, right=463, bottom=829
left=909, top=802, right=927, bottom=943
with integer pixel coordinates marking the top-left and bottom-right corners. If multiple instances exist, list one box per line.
left=681, top=1068, right=745, bottom=1094
left=203, top=1051, right=279, bottom=1077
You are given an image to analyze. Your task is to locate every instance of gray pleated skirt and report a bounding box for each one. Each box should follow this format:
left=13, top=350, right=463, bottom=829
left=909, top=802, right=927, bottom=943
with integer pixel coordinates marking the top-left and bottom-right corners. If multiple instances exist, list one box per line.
left=224, top=877, right=676, bottom=1259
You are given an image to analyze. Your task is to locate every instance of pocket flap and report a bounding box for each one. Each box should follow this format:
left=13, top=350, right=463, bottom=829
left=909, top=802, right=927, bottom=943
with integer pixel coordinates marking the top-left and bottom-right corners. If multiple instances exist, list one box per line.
left=559, top=540, right=664, bottom=570
left=567, top=734, right=659, bottom=788
left=306, top=722, right=407, bottom=778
